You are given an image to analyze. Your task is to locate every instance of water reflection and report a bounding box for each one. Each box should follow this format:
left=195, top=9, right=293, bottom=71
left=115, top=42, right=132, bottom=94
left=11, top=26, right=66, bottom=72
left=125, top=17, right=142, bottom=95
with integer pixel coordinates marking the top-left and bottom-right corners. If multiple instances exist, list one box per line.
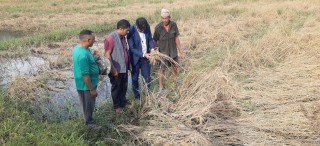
left=0, top=30, right=25, bottom=41
left=44, top=71, right=113, bottom=121
left=0, top=40, right=133, bottom=121
left=0, top=56, right=48, bottom=86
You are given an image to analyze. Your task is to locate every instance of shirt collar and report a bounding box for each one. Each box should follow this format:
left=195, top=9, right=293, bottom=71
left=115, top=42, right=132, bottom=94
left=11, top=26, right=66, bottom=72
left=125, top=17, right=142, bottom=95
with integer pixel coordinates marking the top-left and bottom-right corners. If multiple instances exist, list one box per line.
left=160, top=20, right=171, bottom=27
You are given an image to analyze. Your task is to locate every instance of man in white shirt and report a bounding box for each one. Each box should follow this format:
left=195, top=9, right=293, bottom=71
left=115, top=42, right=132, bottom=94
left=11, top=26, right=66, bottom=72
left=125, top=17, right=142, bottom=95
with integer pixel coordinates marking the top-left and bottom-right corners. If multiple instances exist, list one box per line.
left=127, top=17, right=155, bottom=100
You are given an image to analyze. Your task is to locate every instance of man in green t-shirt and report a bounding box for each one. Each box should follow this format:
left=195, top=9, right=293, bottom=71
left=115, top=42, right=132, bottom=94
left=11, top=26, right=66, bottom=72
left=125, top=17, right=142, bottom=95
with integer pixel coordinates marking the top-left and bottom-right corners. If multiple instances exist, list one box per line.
left=72, top=29, right=100, bottom=129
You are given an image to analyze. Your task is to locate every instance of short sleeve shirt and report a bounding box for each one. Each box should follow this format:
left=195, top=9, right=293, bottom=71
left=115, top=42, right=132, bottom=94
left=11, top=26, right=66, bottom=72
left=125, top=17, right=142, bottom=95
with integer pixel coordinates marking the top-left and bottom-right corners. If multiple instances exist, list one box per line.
left=72, top=45, right=99, bottom=90
left=104, top=35, right=129, bottom=70
left=153, top=21, right=180, bottom=58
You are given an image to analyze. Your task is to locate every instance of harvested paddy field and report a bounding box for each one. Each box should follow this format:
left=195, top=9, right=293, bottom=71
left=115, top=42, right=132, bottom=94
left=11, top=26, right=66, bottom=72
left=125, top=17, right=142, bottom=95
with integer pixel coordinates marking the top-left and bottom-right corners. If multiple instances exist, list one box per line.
left=1, top=0, right=320, bottom=145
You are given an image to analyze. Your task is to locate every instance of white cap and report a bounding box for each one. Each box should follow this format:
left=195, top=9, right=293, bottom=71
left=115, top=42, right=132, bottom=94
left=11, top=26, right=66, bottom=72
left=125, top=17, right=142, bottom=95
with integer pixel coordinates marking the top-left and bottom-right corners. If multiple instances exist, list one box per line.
left=161, top=8, right=170, bottom=17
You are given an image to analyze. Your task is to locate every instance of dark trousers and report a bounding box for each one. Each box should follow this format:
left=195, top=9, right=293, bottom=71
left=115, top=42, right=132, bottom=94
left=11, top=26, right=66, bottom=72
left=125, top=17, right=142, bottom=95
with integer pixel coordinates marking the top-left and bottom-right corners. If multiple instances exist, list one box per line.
left=131, top=58, right=151, bottom=99
left=109, top=73, right=128, bottom=109
left=77, top=88, right=96, bottom=125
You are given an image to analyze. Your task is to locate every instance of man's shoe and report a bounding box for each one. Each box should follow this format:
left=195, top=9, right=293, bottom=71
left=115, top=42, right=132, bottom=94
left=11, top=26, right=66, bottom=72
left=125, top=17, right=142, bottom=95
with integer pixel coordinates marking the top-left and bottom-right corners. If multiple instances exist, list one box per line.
left=134, top=98, right=141, bottom=105
left=87, top=123, right=101, bottom=130
left=115, top=108, right=123, bottom=114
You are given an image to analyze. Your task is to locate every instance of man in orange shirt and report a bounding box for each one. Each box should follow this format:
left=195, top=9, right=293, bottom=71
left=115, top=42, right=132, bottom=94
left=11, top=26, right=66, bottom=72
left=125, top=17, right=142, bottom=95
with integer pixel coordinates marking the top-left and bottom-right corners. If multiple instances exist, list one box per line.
left=153, top=8, right=183, bottom=91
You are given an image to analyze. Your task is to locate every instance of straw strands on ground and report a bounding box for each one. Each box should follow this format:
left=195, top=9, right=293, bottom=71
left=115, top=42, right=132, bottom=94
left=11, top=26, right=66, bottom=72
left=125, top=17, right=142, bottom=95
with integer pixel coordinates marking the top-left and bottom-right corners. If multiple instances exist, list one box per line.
left=5, top=71, right=67, bottom=101
left=5, top=76, right=47, bottom=101
left=118, top=68, right=241, bottom=145
left=2, top=0, right=320, bottom=145
left=119, top=0, right=320, bottom=145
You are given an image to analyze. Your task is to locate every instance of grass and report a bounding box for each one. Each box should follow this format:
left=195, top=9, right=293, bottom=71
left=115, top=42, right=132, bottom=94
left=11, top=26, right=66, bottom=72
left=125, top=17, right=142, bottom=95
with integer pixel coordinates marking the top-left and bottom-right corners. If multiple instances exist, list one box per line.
left=248, top=25, right=269, bottom=44
left=0, top=91, right=145, bottom=145
left=0, top=94, right=87, bottom=145
left=119, top=0, right=320, bottom=145
left=235, top=96, right=258, bottom=112
left=192, top=45, right=236, bottom=72
left=2, top=0, right=320, bottom=145
left=0, top=0, right=176, bottom=17
left=90, top=101, right=143, bottom=145
left=0, top=0, right=194, bottom=49
left=1, top=67, right=144, bottom=145
left=0, top=0, right=227, bottom=145
left=0, top=23, right=114, bottom=50
left=0, top=2, right=212, bottom=51
left=222, top=0, right=242, bottom=5
left=2, top=2, right=248, bottom=144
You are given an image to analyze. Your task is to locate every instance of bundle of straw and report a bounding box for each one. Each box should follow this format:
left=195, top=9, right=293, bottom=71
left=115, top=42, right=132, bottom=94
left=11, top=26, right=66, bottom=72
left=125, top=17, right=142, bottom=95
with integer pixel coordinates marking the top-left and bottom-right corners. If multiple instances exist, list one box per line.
left=149, top=51, right=180, bottom=68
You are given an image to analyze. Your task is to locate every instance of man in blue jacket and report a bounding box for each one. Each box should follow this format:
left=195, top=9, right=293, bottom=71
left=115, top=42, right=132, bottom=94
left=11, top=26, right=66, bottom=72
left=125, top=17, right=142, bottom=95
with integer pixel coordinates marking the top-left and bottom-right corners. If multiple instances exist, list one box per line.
left=127, top=17, right=155, bottom=100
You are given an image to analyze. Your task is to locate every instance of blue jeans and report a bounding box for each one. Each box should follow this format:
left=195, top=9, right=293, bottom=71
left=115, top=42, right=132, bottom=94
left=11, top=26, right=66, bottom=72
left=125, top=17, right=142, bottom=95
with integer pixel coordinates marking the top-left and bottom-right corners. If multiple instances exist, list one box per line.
left=131, top=58, right=151, bottom=99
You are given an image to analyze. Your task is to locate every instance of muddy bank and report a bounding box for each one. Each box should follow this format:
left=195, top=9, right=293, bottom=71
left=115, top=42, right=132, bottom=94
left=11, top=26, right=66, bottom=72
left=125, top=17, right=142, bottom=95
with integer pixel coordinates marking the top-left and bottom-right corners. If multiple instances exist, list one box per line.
left=0, top=56, right=47, bottom=87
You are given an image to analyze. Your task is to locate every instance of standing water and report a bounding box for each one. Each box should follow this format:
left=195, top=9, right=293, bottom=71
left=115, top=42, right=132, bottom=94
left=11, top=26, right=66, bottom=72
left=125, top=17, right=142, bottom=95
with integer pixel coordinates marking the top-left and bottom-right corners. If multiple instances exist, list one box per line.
left=0, top=56, right=48, bottom=87
left=0, top=30, right=25, bottom=41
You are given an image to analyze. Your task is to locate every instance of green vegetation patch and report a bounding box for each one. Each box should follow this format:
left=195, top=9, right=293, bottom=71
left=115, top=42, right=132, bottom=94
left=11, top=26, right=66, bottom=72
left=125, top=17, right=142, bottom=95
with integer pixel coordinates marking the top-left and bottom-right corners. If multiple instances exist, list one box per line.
left=0, top=95, right=87, bottom=145
left=0, top=23, right=114, bottom=50
left=0, top=92, right=145, bottom=145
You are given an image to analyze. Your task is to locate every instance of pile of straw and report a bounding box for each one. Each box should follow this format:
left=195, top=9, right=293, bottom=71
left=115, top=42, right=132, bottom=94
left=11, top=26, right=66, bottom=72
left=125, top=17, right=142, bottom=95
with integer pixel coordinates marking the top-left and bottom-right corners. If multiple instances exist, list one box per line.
left=149, top=51, right=180, bottom=68
left=118, top=67, right=241, bottom=145
left=118, top=0, right=320, bottom=145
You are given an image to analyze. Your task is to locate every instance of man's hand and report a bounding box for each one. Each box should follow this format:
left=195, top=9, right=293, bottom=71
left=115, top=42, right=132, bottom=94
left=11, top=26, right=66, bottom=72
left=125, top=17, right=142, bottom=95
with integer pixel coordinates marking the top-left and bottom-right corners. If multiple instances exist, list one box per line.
left=112, top=70, right=118, bottom=77
left=83, top=76, right=98, bottom=98
left=144, top=53, right=151, bottom=59
left=90, top=89, right=98, bottom=98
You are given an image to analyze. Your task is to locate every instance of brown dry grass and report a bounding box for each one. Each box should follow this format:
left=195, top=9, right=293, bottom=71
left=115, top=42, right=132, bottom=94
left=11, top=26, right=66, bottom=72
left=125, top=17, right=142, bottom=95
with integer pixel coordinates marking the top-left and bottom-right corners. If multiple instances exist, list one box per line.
left=5, top=71, right=68, bottom=101
left=149, top=51, right=181, bottom=67
left=2, top=0, right=320, bottom=145
left=0, top=0, right=212, bottom=58
left=118, top=0, right=320, bottom=145
left=0, top=0, right=210, bottom=34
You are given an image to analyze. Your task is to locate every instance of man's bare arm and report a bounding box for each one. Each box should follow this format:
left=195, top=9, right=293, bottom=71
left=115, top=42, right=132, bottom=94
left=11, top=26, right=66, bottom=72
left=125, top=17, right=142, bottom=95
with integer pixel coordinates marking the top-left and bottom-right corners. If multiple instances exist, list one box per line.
left=105, top=49, right=118, bottom=77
